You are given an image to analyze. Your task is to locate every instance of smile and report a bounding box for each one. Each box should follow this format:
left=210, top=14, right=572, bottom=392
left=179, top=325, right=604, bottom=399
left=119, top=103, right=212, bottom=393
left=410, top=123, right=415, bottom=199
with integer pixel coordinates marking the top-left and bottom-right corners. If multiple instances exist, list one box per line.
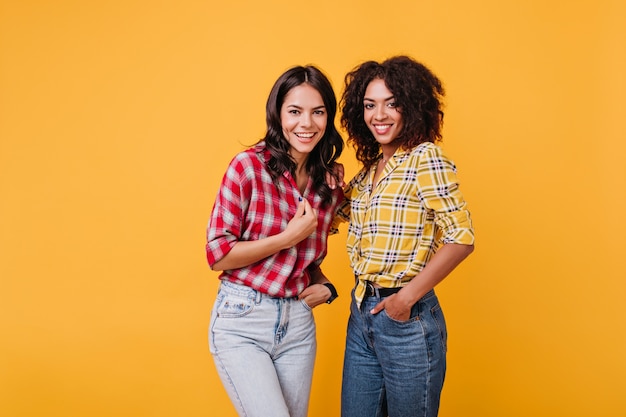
left=373, top=124, right=392, bottom=133
left=295, top=132, right=316, bottom=139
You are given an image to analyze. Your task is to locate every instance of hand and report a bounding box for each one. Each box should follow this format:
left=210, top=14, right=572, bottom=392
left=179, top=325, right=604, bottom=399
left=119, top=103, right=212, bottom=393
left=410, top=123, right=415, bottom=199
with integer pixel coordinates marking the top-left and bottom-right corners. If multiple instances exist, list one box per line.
left=325, top=163, right=345, bottom=190
left=283, top=199, right=318, bottom=247
left=370, top=291, right=413, bottom=321
left=298, top=283, right=331, bottom=309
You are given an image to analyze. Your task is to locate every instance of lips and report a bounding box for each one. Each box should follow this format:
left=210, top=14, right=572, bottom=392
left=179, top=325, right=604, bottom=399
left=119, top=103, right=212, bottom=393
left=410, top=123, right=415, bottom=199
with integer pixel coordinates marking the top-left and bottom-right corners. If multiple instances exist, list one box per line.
left=373, top=124, right=392, bottom=135
left=294, top=132, right=317, bottom=142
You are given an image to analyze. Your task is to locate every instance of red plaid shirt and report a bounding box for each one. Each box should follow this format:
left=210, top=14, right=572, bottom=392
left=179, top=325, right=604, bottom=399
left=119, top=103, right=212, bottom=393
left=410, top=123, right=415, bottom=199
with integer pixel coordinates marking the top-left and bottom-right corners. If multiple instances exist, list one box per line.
left=206, top=142, right=343, bottom=298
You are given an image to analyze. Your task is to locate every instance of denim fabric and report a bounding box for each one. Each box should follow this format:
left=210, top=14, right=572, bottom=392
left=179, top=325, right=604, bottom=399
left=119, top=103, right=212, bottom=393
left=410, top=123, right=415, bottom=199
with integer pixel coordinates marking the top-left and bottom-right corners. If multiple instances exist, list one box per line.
left=341, top=288, right=447, bottom=417
left=209, top=280, right=317, bottom=417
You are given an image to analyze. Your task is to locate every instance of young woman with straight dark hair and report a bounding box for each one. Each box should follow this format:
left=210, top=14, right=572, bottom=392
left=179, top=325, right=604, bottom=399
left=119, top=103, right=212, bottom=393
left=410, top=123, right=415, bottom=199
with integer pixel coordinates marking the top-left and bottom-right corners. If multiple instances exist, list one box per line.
left=206, top=65, right=343, bottom=417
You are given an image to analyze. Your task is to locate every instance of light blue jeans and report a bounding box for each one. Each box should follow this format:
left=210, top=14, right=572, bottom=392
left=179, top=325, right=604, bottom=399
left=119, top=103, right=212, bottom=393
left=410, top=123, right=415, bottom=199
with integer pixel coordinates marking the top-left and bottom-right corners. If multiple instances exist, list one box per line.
left=341, top=288, right=447, bottom=417
left=209, top=280, right=317, bottom=417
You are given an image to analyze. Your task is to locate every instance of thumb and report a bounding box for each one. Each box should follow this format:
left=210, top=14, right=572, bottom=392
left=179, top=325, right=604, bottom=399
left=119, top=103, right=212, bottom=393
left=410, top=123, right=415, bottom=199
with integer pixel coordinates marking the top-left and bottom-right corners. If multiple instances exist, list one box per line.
left=302, top=198, right=315, bottom=215
left=295, top=199, right=306, bottom=216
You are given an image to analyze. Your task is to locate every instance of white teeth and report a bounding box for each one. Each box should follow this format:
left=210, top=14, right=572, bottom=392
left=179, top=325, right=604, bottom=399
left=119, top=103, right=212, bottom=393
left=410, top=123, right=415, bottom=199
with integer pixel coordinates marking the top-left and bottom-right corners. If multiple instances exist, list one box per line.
left=296, top=133, right=315, bottom=138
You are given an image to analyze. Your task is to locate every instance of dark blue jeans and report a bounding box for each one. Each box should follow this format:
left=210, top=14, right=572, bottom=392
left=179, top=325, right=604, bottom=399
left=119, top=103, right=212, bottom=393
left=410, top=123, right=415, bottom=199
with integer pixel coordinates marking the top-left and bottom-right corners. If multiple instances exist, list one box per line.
left=341, top=288, right=447, bottom=417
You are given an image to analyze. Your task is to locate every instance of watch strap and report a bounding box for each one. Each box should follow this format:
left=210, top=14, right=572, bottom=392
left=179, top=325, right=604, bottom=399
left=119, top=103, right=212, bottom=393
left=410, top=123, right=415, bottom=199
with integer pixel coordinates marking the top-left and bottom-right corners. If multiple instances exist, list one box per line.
left=323, top=282, right=338, bottom=304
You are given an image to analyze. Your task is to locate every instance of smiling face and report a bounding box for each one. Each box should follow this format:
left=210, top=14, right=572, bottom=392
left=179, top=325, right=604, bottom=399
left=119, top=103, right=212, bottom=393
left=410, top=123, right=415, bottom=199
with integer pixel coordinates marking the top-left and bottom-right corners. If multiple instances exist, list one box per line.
left=280, top=83, right=327, bottom=164
left=363, top=78, right=404, bottom=151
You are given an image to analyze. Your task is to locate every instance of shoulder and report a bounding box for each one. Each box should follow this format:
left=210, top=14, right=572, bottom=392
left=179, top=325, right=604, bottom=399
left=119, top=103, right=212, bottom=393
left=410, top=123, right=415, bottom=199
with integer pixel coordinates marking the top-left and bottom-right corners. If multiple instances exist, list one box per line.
left=409, top=142, right=455, bottom=166
left=346, top=166, right=370, bottom=189
left=227, top=144, right=266, bottom=171
left=218, top=146, right=267, bottom=191
left=413, top=141, right=442, bottom=157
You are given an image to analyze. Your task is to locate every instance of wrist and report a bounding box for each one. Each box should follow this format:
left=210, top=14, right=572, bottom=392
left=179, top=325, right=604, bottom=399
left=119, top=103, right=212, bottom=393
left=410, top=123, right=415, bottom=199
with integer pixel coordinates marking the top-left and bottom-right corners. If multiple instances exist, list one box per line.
left=323, top=282, right=338, bottom=304
left=278, top=229, right=297, bottom=250
left=399, top=285, right=426, bottom=307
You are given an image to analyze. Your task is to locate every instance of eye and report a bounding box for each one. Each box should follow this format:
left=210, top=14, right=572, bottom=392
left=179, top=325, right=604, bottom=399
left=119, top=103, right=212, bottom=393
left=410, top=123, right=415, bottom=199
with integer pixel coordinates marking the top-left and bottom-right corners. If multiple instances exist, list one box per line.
left=289, top=109, right=300, bottom=115
left=387, top=101, right=397, bottom=108
left=313, top=109, right=326, bottom=115
left=364, top=103, right=374, bottom=110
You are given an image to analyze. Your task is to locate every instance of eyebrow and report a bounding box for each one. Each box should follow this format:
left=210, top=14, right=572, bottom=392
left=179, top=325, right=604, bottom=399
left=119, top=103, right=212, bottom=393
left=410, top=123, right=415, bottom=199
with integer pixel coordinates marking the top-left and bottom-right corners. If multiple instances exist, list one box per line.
left=363, top=95, right=395, bottom=102
left=285, top=104, right=326, bottom=110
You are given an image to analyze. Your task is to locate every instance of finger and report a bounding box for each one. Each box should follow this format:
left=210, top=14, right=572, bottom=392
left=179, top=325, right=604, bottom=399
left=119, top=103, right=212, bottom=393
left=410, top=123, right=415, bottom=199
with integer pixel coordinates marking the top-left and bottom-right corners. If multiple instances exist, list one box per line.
left=326, top=173, right=337, bottom=189
left=298, top=287, right=312, bottom=299
left=370, top=300, right=385, bottom=315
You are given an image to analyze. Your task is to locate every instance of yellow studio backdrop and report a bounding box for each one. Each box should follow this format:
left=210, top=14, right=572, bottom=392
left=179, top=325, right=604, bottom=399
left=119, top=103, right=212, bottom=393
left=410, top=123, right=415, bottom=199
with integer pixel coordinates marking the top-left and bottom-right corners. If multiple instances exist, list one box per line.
left=1, top=0, right=624, bottom=416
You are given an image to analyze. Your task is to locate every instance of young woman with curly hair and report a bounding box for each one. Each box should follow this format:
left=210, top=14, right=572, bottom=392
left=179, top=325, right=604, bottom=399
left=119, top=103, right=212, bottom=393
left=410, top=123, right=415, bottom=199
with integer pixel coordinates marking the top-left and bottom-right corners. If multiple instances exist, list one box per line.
left=206, top=65, right=343, bottom=417
left=334, top=55, right=475, bottom=417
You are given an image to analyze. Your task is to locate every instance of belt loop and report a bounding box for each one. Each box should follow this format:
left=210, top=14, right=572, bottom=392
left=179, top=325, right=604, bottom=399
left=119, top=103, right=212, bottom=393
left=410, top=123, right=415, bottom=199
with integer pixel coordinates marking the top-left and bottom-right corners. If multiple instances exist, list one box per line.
left=365, top=281, right=380, bottom=298
left=255, top=289, right=262, bottom=304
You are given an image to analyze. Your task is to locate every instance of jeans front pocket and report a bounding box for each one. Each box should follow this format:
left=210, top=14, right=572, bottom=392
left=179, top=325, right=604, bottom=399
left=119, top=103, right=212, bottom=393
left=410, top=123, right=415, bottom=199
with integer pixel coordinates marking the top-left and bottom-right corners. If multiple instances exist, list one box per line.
left=299, top=298, right=313, bottom=312
left=216, top=291, right=255, bottom=318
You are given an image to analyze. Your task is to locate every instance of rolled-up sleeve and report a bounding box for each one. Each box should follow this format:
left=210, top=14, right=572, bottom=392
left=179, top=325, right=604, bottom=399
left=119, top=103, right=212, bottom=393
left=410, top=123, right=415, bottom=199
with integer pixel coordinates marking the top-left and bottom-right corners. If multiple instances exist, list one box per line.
left=418, top=145, right=474, bottom=246
left=206, top=158, right=246, bottom=267
left=330, top=186, right=351, bottom=235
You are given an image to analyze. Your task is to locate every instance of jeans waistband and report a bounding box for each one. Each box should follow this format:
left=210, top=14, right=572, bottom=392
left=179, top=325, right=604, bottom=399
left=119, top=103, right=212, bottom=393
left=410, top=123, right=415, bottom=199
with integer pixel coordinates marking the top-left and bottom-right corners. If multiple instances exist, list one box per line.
left=363, top=281, right=402, bottom=298
left=361, top=280, right=435, bottom=302
left=219, top=279, right=297, bottom=302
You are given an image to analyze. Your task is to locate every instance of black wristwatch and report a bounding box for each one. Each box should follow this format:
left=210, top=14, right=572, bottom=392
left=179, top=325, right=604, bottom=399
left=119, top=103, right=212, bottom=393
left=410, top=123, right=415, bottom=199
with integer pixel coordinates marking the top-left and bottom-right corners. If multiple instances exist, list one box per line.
left=323, top=283, right=338, bottom=304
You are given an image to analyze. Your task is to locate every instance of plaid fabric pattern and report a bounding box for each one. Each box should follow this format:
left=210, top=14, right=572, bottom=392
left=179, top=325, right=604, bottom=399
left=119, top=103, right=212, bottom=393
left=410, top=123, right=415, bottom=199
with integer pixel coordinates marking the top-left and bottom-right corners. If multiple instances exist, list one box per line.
left=334, top=142, right=474, bottom=307
left=206, top=142, right=343, bottom=298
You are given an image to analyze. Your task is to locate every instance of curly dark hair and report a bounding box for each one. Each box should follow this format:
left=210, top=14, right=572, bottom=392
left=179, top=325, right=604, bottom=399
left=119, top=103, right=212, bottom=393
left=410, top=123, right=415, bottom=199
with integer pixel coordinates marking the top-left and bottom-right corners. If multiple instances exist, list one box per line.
left=260, top=65, right=344, bottom=207
left=340, top=56, right=445, bottom=170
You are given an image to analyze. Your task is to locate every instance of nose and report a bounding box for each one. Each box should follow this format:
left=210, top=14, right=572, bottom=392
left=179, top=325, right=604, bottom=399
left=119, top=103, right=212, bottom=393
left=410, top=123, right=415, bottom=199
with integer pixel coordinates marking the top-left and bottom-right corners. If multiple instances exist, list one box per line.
left=300, top=112, right=312, bottom=127
left=374, top=106, right=387, bottom=120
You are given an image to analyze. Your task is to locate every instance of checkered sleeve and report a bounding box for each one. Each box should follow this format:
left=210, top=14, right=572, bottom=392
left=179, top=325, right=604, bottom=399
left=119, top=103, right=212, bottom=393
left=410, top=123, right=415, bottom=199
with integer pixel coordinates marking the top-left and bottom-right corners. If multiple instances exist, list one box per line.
left=418, top=144, right=474, bottom=245
left=205, top=155, right=249, bottom=267
left=330, top=185, right=351, bottom=234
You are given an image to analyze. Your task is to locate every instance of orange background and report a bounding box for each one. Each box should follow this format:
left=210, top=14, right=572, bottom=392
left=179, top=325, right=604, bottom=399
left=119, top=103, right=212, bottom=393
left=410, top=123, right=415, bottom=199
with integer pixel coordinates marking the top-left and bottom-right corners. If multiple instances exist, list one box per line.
left=1, top=1, right=625, bottom=416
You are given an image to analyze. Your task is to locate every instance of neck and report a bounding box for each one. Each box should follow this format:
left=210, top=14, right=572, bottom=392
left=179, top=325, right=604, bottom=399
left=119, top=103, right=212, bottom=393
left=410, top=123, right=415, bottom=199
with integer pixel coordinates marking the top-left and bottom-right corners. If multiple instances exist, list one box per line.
left=380, top=143, right=399, bottom=163
left=295, top=165, right=309, bottom=194
left=291, top=151, right=310, bottom=172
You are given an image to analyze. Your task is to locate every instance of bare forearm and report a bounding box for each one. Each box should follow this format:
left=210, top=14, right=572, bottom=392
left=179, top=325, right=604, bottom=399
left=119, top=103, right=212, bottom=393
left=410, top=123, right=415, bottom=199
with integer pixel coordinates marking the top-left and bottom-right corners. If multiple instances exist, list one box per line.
left=402, top=243, right=474, bottom=304
left=308, top=265, right=330, bottom=285
left=212, top=198, right=318, bottom=271
left=211, top=234, right=291, bottom=271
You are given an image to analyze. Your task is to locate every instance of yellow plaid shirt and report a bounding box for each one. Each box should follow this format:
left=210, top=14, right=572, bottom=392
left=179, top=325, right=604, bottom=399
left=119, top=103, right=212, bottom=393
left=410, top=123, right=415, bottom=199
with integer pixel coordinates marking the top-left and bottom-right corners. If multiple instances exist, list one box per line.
left=333, top=142, right=474, bottom=307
